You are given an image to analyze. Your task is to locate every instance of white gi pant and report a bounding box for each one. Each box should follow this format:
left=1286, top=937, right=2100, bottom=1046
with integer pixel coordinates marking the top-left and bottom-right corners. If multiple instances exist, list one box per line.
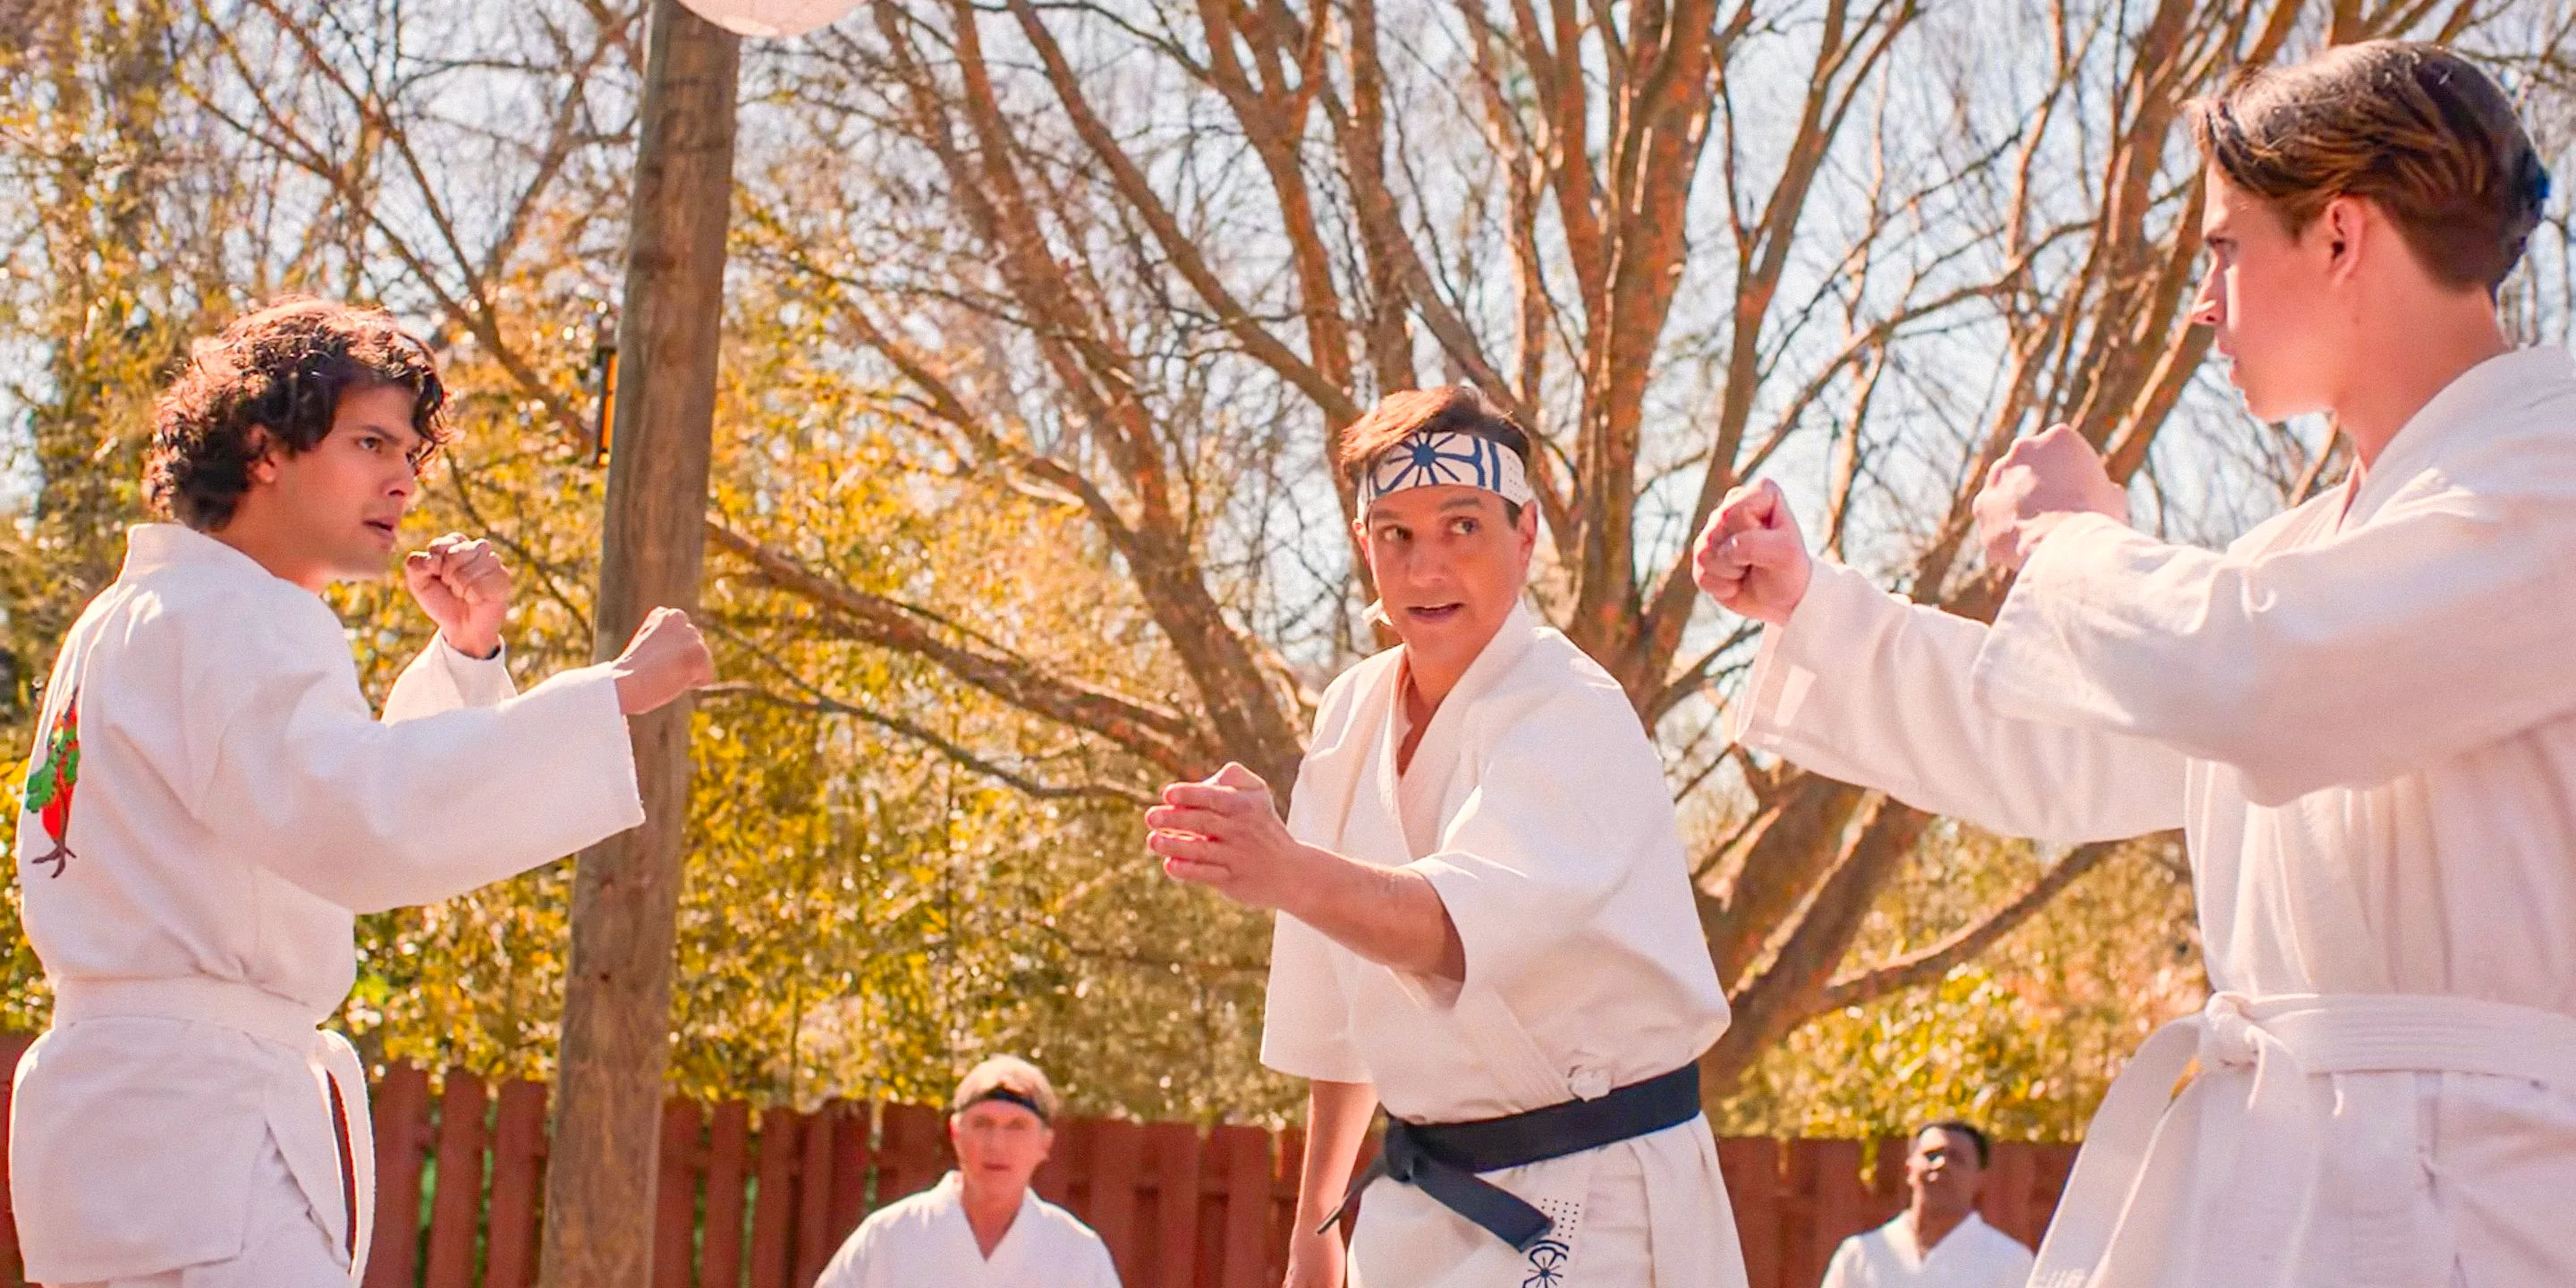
left=52, top=1131, right=343, bottom=1288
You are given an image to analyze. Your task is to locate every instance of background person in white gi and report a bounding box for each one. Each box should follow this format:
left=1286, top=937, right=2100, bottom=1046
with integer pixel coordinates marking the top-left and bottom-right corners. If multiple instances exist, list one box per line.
left=10, top=298, right=715, bottom=1288
left=1146, top=386, right=1745, bottom=1288
left=813, top=1055, right=1120, bottom=1288
left=1697, top=41, right=2576, bottom=1288
left=1819, top=1123, right=2032, bottom=1288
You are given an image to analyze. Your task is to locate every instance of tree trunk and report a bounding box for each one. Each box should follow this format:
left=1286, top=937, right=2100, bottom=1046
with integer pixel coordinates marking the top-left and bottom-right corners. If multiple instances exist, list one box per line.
left=537, top=4, right=738, bottom=1284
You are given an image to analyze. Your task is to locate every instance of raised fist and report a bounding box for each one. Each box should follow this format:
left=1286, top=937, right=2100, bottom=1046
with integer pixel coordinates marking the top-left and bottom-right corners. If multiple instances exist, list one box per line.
left=404, top=534, right=513, bottom=659
left=610, top=606, right=716, bottom=716
left=1691, top=479, right=1812, bottom=627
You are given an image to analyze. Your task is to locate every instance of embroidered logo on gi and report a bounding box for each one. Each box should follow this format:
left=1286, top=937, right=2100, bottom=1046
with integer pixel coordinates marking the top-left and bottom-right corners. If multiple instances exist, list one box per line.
left=1521, top=1197, right=1581, bottom=1287
left=1521, top=1238, right=1572, bottom=1287
left=22, top=694, right=80, bottom=878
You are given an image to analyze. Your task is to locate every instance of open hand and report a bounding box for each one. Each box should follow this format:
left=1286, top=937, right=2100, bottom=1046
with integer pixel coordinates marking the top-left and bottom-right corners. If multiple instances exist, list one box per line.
left=1146, top=763, right=1317, bottom=910
left=610, top=606, right=716, bottom=715
left=1973, top=424, right=2130, bottom=572
left=1691, top=479, right=1812, bottom=626
left=403, top=534, right=512, bottom=659
left=1284, top=1225, right=1346, bottom=1288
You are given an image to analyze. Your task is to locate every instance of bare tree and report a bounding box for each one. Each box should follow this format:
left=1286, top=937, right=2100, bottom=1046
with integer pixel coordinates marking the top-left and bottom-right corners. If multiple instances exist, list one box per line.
left=165, top=0, right=2545, bottom=1096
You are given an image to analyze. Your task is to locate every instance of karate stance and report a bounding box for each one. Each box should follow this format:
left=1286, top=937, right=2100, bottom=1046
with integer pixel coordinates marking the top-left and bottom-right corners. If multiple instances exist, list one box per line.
left=813, top=1056, right=1122, bottom=1288
left=10, top=298, right=715, bottom=1287
left=1148, top=386, right=1746, bottom=1288
left=1699, top=42, right=2574, bottom=1288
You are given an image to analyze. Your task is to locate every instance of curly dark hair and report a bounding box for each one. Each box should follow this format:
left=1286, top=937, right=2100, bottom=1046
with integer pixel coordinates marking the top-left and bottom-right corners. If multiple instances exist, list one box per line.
left=145, top=298, right=449, bottom=530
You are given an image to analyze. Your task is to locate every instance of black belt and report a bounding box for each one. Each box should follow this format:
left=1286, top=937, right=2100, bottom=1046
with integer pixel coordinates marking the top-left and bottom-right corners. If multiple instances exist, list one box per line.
left=1322, top=1063, right=1702, bottom=1251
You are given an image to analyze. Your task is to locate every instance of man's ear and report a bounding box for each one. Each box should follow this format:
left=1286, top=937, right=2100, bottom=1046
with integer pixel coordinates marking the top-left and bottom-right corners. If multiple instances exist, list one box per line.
left=2321, top=195, right=2369, bottom=282
left=243, top=425, right=281, bottom=486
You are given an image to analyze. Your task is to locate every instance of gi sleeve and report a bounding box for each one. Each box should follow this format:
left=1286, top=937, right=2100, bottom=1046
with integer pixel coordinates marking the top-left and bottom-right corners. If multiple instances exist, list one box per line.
left=1402, top=679, right=1685, bottom=996
left=1259, top=911, right=1370, bottom=1082
left=382, top=635, right=517, bottom=718
left=197, top=610, right=642, bottom=913
left=1732, top=558, right=2189, bottom=842
left=1974, top=485, right=2576, bottom=806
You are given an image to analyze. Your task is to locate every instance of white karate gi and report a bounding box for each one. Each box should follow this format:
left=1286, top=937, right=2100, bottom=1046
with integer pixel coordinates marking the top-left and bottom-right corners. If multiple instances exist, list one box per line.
left=811, top=1171, right=1123, bottom=1288
left=1263, top=604, right=1747, bottom=1288
left=10, top=523, right=644, bottom=1285
left=1818, top=1214, right=2034, bottom=1288
left=1729, top=344, right=2576, bottom=1288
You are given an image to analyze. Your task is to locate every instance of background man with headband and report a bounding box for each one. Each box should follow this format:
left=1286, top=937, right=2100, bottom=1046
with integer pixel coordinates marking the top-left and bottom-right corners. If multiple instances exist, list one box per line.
left=1146, top=386, right=1746, bottom=1288
left=814, top=1055, right=1121, bottom=1287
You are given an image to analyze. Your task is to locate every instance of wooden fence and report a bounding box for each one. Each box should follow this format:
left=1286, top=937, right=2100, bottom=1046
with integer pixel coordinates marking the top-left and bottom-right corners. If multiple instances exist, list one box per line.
left=0, top=1046, right=2077, bottom=1287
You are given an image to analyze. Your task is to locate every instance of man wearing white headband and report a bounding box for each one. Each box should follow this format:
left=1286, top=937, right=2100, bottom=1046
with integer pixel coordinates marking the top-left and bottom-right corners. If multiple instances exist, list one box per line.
left=1147, top=386, right=1747, bottom=1288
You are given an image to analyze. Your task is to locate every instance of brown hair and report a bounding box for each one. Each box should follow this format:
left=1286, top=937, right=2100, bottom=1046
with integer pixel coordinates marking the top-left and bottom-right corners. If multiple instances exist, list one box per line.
left=2189, top=41, right=2548, bottom=292
left=145, top=298, right=449, bottom=530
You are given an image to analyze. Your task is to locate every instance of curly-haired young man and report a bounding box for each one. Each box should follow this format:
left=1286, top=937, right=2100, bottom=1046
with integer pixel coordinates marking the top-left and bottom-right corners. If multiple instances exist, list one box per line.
left=10, top=298, right=713, bottom=1287
left=1702, top=42, right=2574, bottom=1288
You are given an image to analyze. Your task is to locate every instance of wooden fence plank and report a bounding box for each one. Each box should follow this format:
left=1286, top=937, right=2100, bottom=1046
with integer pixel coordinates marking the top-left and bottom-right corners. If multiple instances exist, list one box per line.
left=826, top=1104, right=873, bottom=1238
left=421, top=1069, right=489, bottom=1288
left=483, top=1080, right=548, bottom=1288
left=1717, top=1137, right=1781, bottom=1288
left=1213, top=1124, right=1270, bottom=1288
left=1980, top=1141, right=2038, bottom=1248
left=1038, top=1114, right=1089, bottom=1212
left=363, top=1063, right=435, bottom=1288
left=1870, top=1134, right=1910, bottom=1228
left=702, top=1101, right=752, bottom=1288
left=654, top=1099, right=704, bottom=1288
left=793, top=1101, right=848, bottom=1285
left=1143, top=1121, right=1200, bottom=1288
left=746, top=1106, right=799, bottom=1288
left=2031, top=1142, right=2080, bottom=1249
left=877, top=1104, right=947, bottom=1208
left=1266, top=1125, right=1303, bottom=1285
left=1087, top=1120, right=1145, bottom=1288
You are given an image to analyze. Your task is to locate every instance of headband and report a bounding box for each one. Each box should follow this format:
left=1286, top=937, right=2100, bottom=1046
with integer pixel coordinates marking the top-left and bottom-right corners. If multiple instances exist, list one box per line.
left=1358, top=430, right=1533, bottom=508
left=961, top=1086, right=1050, bottom=1123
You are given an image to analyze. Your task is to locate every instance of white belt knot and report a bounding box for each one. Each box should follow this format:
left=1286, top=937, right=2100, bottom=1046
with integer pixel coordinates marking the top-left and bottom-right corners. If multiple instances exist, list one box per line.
left=2197, top=991, right=2261, bottom=1070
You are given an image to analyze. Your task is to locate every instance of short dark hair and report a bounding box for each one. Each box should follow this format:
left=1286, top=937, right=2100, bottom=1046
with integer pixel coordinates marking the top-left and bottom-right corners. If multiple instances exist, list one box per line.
left=1337, top=385, right=1534, bottom=514
left=146, top=298, right=449, bottom=530
left=2189, top=41, right=2547, bottom=292
left=1916, top=1119, right=1992, bottom=1168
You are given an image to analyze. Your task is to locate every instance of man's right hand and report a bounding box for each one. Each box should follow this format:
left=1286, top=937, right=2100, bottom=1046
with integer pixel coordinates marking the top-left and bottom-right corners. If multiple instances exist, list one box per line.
left=1284, top=1225, right=1345, bottom=1288
left=611, top=606, right=716, bottom=715
left=1691, top=479, right=1812, bottom=626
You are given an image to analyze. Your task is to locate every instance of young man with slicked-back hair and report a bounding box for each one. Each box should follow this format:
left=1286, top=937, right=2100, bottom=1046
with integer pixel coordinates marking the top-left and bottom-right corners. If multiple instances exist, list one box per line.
left=1699, top=41, right=2574, bottom=1288
left=11, top=299, right=712, bottom=1287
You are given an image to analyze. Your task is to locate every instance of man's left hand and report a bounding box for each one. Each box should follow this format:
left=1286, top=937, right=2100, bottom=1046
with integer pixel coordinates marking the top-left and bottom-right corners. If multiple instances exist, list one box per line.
left=1973, top=424, right=2130, bottom=572
left=1147, top=763, right=1318, bottom=911
left=404, top=533, right=513, bottom=659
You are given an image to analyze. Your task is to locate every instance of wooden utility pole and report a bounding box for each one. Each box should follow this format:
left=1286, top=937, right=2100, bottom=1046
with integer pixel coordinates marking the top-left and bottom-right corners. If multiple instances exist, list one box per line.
left=538, top=4, right=739, bottom=1284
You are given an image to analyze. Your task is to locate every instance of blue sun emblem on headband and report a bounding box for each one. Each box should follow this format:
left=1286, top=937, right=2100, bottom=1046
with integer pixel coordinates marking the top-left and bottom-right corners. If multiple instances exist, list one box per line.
left=1376, top=431, right=1504, bottom=495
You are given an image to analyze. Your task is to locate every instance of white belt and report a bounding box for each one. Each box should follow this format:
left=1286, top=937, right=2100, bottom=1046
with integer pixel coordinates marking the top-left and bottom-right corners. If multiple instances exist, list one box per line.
left=50, top=976, right=377, bottom=1283
left=2029, top=990, right=2576, bottom=1288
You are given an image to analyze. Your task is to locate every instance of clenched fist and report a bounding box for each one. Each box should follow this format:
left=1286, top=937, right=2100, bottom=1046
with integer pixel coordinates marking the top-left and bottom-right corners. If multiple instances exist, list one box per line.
left=1145, top=763, right=1318, bottom=910
left=404, top=534, right=513, bottom=659
left=1972, top=424, right=2130, bottom=572
left=1691, top=479, right=1812, bottom=626
left=610, top=606, right=716, bottom=715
